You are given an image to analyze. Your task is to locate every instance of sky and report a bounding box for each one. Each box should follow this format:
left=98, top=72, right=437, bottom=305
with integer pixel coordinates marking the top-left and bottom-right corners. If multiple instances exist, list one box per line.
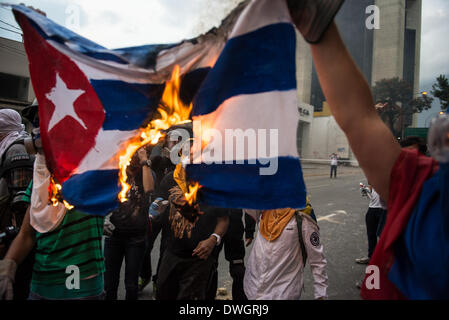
left=0, top=0, right=447, bottom=126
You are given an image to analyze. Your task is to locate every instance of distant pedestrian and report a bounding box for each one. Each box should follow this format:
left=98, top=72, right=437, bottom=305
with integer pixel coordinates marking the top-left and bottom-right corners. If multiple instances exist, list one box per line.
left=356, top=183, right=387, bottom=265
left=330, top=153, right=338, bottom=178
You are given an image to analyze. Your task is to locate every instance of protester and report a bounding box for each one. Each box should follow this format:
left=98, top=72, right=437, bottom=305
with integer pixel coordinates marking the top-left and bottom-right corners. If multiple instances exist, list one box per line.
left=330, top=153, right=338, bottom=179
left=0, top=109, right=32, bottom=232
left=0, top=109, right=35, bottom=300
left=207, top=209, right=255, bottom=300
left=356, top=184, right=387, bottom=265
left=156, top=162, right=229, bottom=300
left=0, top=153, right=105, bottom=300
left=138, top=137, right=176, bottom=295
left=140, top=124, right=193, bottom=298
left=104, top=147, right=155, bottom=300
left=243, top=199, right=328, bottom=300
left=297, top=14, right=449, bottom=298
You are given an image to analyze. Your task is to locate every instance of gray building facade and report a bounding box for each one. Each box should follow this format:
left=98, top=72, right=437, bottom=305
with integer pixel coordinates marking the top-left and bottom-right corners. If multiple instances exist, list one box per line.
left=307, top=0, right=422, bottom=115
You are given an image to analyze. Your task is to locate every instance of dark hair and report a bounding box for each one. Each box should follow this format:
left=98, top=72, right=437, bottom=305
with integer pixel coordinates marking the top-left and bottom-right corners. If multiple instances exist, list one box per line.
left=400, top=136, right=427, bottom=154
left=126, top=149, right=145, bottom=188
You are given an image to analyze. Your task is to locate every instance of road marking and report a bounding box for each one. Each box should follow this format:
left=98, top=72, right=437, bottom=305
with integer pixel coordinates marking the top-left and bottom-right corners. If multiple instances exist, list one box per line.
left=318, top=213, right=338, bottom=223
left=308, top=184, right=330, bottom=189
left=333, top=210, right=348, bottom=215
left=317, top=210, right=348, bottom=224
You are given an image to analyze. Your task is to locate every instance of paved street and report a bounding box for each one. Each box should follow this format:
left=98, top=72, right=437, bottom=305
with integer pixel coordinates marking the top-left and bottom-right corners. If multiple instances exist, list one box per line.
left=118, top=164, right=370, bottom=300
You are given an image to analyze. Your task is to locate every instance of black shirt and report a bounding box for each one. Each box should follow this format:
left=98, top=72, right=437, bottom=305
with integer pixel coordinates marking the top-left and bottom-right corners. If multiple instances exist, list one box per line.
left=110, top=171, right=155, bottom=240
left=158, top=171, right=228, bottom=258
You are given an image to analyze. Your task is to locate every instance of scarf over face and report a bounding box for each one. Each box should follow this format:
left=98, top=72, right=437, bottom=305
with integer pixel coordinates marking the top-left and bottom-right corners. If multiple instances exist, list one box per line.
left=259, top=196, right=314, bottom=242
left=0, top=109, right=28, bottom=161
left=259, top=208, right=296, bottom=242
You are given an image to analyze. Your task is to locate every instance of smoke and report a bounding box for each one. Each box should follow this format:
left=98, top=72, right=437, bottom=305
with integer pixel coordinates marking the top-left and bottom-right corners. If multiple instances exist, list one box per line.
left=191, top=0, right=244, bottom=36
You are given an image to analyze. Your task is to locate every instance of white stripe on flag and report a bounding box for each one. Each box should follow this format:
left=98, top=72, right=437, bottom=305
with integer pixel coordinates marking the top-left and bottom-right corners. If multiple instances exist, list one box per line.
left=191, top=89, right=300, bottom=164
left=74, top=129, right=138, bottom=175
left=230, top=0, right=293, bottom=39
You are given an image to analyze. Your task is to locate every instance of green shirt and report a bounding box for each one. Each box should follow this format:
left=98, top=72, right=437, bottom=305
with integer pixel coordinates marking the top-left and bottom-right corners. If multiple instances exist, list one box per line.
left=24, top=182, right=105, bottom=299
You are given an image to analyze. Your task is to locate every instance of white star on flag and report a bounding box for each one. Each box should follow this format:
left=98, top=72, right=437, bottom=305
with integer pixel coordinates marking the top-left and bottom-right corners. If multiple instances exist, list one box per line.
left=46, top=73, right=87, bottom=132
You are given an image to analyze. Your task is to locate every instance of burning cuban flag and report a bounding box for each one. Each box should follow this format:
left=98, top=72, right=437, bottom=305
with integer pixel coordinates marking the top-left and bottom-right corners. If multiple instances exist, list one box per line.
left=11, top=0, right=307, bottom=215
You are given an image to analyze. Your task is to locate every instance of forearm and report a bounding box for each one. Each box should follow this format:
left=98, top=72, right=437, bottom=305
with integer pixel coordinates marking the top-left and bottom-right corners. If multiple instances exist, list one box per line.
left=142, top=166, right=155, bottom=193
left=213, top=216, right=229, bottom=238
left=4, top=232, right=35, bottom=265
left=4, top=208, right=35, bottom=265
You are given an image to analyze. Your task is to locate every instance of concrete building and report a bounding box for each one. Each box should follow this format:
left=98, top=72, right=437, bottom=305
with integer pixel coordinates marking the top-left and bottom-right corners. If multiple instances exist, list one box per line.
left=0, top=36, right=35, bottom=114
left=296, top=102, right=314, bottom=158
left=297, top=0, right=422, bottom=163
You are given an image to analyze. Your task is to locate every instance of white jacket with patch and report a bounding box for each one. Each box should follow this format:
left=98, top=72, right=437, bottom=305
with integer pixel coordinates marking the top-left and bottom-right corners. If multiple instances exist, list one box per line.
left=243, top=210, right=328, bottom=300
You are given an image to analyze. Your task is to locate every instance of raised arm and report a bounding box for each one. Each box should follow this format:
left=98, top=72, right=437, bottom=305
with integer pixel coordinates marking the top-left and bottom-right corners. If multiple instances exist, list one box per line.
left=137, top=148, right=155, bottom=194
left=308, top=22, right=401, bottom=200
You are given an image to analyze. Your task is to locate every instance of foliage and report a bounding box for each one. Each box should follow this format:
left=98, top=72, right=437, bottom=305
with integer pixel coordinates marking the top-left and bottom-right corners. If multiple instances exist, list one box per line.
left=372, top=77, right=433, bottom=138
left=431, top=75, right=449, bottom=112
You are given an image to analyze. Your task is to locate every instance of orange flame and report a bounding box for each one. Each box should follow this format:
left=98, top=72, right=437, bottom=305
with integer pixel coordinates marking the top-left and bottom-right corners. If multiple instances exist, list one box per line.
left=49, top=178, right=74, bottom=210
left=118, top=65, right=194, bottom=202
left=185, top=182, right=201, bottom=206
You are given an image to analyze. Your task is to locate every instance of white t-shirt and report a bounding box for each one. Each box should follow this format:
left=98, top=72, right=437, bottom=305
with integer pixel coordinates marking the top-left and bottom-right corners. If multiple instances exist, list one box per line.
left=330, top=156, right=338, bottom=166
left=364, top=187, right=387, bottom=209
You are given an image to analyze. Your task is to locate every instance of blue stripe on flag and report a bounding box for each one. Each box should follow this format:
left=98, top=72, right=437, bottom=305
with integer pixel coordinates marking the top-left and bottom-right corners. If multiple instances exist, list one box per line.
left=90, top=80, right=165, bottom=131
left=185, top=157, right=307, bottom=210
left=61, top=170, right=120, bottom=216
left=192, top=23, right=297, bottom=117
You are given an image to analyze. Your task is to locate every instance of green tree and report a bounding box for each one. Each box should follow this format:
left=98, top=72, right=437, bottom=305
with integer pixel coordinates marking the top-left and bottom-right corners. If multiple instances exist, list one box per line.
left=372, top=77, right=433, bottom=139
left=431, top=75, right=449, bottom=112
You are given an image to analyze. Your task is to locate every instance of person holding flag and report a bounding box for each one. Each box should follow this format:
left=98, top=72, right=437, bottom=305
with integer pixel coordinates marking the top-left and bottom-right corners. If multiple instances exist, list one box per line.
left=292, top=9, right=449, bottom=298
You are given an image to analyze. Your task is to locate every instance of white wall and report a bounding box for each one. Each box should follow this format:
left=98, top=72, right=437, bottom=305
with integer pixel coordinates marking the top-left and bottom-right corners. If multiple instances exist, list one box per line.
left=305, top=116, right=352, bottom=160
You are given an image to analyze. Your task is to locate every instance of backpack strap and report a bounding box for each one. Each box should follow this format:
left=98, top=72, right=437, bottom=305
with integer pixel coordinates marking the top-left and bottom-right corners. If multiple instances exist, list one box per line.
left=1, top=139, right=25, bottom=164
left=294, top=210, right=307, bottom=267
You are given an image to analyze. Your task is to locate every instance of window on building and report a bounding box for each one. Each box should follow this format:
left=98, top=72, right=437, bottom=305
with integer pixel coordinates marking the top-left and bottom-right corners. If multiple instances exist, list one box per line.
left=0, top=72, right=30, bottom=102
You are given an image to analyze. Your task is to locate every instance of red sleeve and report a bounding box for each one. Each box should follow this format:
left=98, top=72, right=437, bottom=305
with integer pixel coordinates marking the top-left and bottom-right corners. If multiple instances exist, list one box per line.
left=361, top=149, right=438, bottom=300
left=383, top=149, right=438, bottom=251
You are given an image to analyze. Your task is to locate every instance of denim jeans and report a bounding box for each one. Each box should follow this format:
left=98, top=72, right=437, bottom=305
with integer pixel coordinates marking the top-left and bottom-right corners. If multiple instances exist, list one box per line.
left=330, top=165, right=337, bottom=178
left=104, top=236, right=146, bottom=300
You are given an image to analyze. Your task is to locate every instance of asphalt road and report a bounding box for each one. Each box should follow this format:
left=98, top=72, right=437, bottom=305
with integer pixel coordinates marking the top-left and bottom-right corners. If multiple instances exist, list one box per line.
left=117, top=165, right=370, bottom=300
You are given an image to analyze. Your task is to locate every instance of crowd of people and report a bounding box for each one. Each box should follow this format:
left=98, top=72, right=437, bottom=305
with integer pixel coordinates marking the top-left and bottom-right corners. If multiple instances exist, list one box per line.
left=0, top=115, right=328, bottom=300
left=1, top=0, right=448, bottom=301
